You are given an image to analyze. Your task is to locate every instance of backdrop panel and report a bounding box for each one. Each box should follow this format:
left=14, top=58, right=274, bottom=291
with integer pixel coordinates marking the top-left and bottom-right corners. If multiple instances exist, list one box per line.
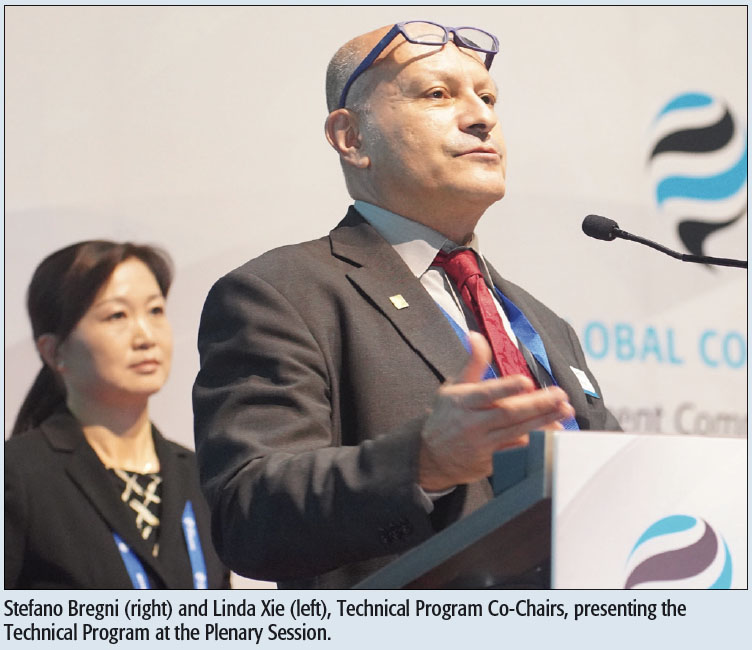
left=5, top=6, right=746, bottom=447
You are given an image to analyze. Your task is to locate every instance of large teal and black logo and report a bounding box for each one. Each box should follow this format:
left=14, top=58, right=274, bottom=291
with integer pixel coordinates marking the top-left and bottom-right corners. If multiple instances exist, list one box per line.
left=648, top=92, right=747, bottom=261
left=625, top=515, right=732, bottom=589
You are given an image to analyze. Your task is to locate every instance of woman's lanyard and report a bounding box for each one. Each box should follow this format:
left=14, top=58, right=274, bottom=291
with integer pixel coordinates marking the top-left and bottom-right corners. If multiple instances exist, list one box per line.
left=113, top=501, right=208, bottom=589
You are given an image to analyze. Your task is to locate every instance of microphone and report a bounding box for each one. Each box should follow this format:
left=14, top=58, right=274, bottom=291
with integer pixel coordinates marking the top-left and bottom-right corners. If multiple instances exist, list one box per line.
left=582, top=215, right=747, bottom=269
left=582, top=214, right=620, bottom=241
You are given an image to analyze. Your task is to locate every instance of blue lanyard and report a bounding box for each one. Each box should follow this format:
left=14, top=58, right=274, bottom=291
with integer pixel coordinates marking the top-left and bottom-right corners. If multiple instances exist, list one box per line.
left=112, top=500, right=208, bottom=589
left=436, top=291, right=580, bottom=431
left=113, top=532, right=150, bottom=589
left=437, top=304, right=497, bottom=380
left=181, top=501, right=208, bottom=589
left=494, top=289, right=554, bottom=379
left=493, top=290, right=579, bottom=431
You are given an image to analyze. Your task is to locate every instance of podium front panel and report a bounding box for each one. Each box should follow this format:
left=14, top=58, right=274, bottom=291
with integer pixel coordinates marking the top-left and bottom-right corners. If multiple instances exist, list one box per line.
left=552, top=432, right=746, bottom=588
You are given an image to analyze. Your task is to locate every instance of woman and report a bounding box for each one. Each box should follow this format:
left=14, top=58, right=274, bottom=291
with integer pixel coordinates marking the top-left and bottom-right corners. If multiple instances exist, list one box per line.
left=5, top=240, right=228, bottom=589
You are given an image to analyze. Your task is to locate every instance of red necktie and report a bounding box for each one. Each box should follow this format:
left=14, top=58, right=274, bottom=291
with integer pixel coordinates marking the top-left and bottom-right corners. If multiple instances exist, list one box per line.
left=433, top=249, right=536, bottom=383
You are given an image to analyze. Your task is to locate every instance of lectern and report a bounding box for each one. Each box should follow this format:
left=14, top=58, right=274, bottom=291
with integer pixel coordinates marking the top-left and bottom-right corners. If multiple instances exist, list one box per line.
left=355, top=430, right=746, bottom=589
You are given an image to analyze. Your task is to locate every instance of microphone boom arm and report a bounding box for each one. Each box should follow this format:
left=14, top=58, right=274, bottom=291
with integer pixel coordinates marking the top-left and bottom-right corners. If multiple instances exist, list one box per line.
left=615, top=229, right=748, bottom=269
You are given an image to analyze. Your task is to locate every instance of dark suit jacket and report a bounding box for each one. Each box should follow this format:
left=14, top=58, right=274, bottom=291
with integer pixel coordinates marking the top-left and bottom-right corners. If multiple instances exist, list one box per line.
left=4, top=411, right=229, bottom=589
left=193, top=207, right=620, bottom=589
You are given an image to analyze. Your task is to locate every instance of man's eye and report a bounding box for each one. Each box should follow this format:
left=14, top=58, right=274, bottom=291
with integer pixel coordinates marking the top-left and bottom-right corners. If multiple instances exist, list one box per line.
left=480, top=94, right=496, bottom=106
left=150, top=306, right=165, bottom=316
left=428, top=89, right=447, bottom=99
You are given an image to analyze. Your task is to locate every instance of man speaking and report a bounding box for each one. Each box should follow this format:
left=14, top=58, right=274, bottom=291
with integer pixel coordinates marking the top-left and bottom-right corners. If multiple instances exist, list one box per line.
left=193, top=20, right=620, bottom=588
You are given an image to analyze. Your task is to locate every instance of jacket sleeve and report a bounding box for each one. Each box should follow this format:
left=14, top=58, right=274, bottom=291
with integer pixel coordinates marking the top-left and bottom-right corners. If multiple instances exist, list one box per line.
left=192, top=268, right=437, bottom=582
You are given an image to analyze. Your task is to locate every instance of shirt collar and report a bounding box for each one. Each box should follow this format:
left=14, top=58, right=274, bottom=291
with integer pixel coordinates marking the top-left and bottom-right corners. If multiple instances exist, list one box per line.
left=354, top=200, right=489, bottom=280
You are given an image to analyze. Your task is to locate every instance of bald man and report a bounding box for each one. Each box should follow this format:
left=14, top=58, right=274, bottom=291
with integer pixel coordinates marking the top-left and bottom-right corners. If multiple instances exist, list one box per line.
left=194, top=21, right=619, bottom=588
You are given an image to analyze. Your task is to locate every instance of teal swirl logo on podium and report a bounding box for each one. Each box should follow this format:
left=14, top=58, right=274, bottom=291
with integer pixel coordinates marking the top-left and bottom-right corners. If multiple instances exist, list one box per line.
left=647, top=92, right=747, bottom=263
left=625, top=515, right=732, bottom=588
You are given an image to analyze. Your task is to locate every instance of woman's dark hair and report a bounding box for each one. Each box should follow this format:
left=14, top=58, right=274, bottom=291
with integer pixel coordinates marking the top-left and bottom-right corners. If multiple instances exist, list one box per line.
left=11, top=240, right=173, bottom=437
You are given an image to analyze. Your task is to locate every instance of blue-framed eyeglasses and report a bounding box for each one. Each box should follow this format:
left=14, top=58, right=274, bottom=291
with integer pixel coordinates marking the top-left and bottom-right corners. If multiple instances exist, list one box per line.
left=338, top=20, right=500, bottom=109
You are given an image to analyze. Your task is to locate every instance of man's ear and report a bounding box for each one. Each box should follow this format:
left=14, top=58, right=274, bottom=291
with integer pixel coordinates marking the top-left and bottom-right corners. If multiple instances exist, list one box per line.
left=36, top=334, right=64, bottom=372
left=324, top=109, right=370, bottom=169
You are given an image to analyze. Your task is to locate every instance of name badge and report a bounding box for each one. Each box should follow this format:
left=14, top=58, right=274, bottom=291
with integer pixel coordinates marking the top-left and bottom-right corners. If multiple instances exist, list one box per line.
left=570, top=366, right=600, bottom=398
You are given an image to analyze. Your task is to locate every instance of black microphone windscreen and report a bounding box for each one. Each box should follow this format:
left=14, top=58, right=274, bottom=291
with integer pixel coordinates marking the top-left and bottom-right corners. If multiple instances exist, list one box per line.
left=582, top=214, right=620, bottom=241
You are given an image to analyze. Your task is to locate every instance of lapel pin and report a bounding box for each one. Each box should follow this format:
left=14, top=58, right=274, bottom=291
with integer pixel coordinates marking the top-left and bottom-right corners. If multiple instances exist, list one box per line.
left=389, top=294, right=409, bottom=310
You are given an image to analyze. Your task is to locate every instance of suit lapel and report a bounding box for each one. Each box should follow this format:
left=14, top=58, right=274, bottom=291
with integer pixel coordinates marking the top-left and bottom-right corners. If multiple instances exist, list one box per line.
left=151, top=430, right=193, bottom=589
left=330, top=208, right=469, bottom=382
left=540, top=338, right=592, bottom=428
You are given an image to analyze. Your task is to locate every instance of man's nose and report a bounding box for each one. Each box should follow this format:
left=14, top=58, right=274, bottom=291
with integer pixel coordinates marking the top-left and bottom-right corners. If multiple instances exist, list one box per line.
left=458, top=93, right=498, bottom=138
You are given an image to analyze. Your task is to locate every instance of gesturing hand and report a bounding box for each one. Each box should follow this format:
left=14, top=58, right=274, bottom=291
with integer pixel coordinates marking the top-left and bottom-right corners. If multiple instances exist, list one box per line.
left=418, top=332, right=574, bottom=491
